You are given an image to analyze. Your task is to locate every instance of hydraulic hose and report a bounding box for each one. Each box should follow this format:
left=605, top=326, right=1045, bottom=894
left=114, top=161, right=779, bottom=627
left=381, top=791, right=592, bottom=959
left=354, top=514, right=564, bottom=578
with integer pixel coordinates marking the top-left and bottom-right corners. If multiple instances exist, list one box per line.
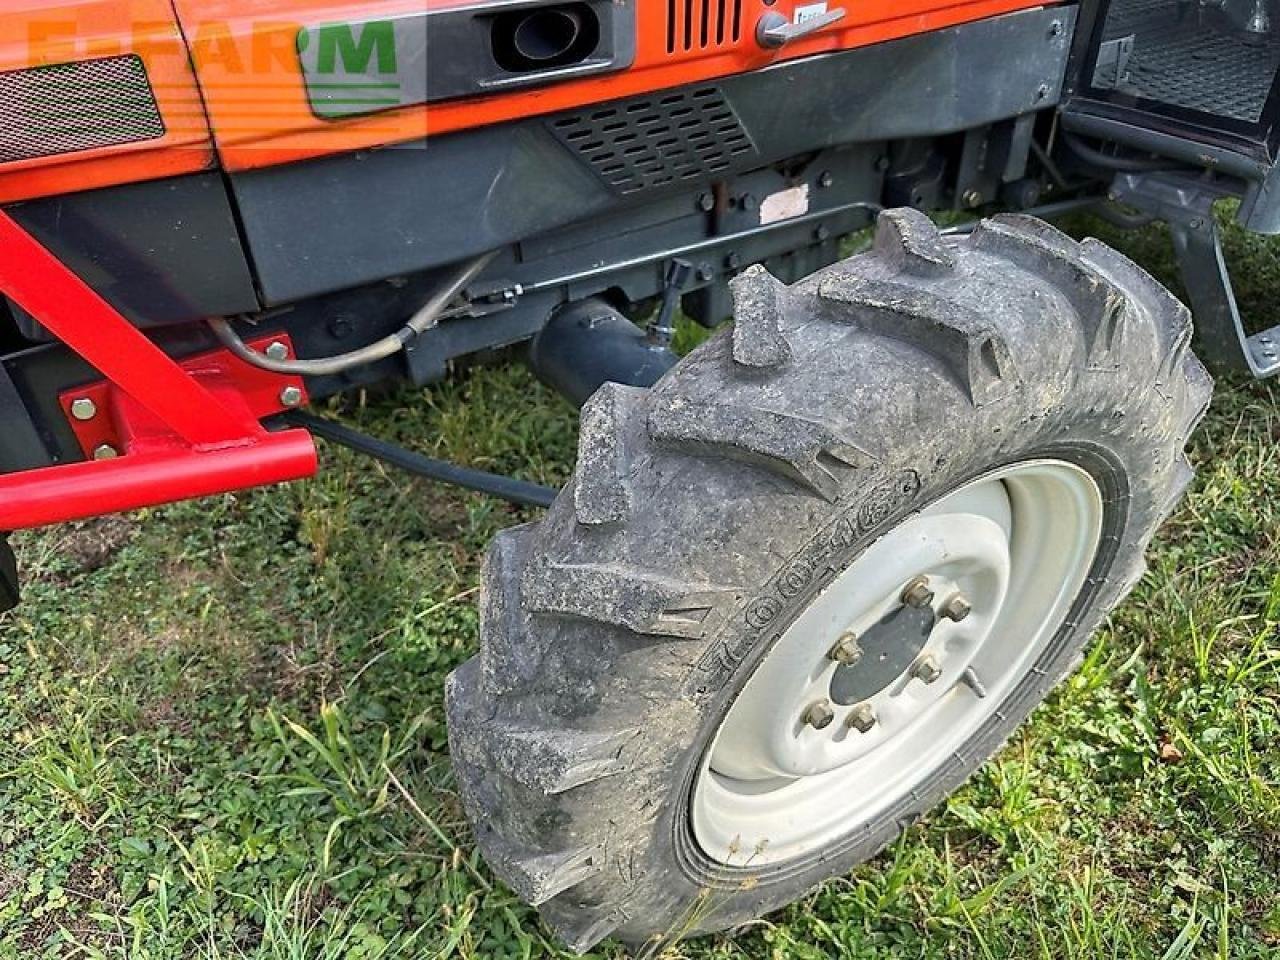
left=1062, top=132, right=1182, bottom=173
left=208, top=250, right=498, bottom=377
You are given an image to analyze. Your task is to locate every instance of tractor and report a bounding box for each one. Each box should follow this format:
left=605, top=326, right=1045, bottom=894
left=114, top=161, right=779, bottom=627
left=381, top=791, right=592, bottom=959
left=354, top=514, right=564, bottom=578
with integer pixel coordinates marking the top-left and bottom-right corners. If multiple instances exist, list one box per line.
left=0, top=0, right=1274, bottom=949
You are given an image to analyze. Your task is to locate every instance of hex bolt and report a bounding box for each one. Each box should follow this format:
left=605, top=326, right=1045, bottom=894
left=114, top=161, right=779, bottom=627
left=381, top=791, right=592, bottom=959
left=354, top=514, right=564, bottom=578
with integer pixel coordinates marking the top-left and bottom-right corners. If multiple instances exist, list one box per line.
left=92, top=443, right=119, bottom=461
left=818, top=170, right=834, bottom=188
left=901, top=575, right=935, bottom=609
left=828, top=631, right=862, bottom=666
left=264, top=341, right=289, bottom=362
left=847, top=703, right=876, bottom=733
left=961, top=188, right=983, bottom=209
left=941, top=593, right=972, bottom=623
left=697, top=192, right=715, bottom=212
left=69, top=397, right=97, bottom=422
left=912, top=654, right=943, bottom=684
left=279, top=385, right=304, bottom=408
left=804, top=699, right=835, bottom=730
left=803, top=701, right=834, bottom=727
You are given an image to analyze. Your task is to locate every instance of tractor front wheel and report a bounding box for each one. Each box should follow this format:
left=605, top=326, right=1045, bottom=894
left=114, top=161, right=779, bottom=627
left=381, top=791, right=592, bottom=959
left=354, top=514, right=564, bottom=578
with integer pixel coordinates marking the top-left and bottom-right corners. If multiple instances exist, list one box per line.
left=446, top=209, right=1211, bottom=952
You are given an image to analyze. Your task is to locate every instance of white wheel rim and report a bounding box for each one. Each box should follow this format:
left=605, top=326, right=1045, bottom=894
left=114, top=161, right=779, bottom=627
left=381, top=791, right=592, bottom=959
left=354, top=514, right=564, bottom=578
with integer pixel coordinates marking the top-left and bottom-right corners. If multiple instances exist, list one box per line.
left=690, top=459, right=1104, bottom=867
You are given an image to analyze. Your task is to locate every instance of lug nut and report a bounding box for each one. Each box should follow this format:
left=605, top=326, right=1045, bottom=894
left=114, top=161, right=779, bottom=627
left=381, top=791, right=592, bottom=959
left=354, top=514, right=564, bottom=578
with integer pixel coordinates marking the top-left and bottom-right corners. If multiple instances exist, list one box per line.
left=901, top=575, right=935, bottom=609
left=804, top=699, right=835, bottom=730
left=942, top=593, right=972, bottom=622
left=847, top=703, right=876, bottom=733
left=265, top=341, right=289, bottom=361
left=912, top=654, right=943, bottom=684
left=828, top=631, right=862, bottom=666
left=279, top=385, right=304, bottom=408
left=92, top=443, right=119, bottom=461
left=69, top=397, right=97, bottom=422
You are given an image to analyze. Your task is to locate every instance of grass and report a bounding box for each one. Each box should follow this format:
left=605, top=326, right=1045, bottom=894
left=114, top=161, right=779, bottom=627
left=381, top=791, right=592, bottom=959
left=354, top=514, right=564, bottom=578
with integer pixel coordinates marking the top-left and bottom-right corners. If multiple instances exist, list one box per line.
left=1, top=215, right=1278, bottom=959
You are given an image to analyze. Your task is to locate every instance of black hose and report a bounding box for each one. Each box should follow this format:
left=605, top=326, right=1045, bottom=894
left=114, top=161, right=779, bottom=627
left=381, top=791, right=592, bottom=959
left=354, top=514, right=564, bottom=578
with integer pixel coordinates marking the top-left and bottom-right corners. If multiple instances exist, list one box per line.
left=1062, top=132, right=1180, bottom=172
left=283, top=410, right=557, bottom=509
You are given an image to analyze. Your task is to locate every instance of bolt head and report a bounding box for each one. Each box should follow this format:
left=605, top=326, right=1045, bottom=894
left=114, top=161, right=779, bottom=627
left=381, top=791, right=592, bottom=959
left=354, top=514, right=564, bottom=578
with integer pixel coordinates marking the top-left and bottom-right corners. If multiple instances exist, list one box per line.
left=828, top=632, right=862, bottom=666
left=901, top=575, right=935, bottom=609
left=697, top=192, right=715, bottom=212
left=942, top=594, right=972, bottom=622
left=264, top=341, right=289, bottom=362
left=804, top=699, right=835, bottom=730
left=69, top=397, right=97, bottom=422
left=818, top=170, right=834, bottom=188
left=279, top=385, right=304, bottom=408
left=92, top=443, right=119, bottom=461
left=912, top=654, right=943, bottom=685
left=847, top=703, right=876, bottom=733
left=961, top=189, right=984, bottom=209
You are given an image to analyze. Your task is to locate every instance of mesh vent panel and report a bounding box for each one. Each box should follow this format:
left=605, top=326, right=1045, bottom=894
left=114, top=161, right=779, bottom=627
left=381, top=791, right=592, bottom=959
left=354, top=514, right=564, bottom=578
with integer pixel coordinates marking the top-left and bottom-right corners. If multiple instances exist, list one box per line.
left=549, top=87, right=758, bottom=195
left=0, top=55, right=164, bottom=164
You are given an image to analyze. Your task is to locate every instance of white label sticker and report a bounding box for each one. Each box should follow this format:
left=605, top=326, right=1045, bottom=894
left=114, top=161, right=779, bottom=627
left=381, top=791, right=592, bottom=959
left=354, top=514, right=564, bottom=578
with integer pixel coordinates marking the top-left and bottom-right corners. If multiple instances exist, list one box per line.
left=794, top=2, right=829, bottom=24
left=760, top=184, right=811, bottom=225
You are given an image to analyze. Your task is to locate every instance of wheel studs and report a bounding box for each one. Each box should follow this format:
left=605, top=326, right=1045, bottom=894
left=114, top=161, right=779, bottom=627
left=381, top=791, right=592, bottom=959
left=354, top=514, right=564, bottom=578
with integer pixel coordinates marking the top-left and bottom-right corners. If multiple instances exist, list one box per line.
left=901, top=575, right=935, bottom=609
left=803, top=699, right=835, bottom=730
left=847, top=703, right=876, bottom=733
left=942, top=593, right=972, bottom=622
left=912, top=654, right=943, bottom=684
left=828, top=631, right=862, bottom=665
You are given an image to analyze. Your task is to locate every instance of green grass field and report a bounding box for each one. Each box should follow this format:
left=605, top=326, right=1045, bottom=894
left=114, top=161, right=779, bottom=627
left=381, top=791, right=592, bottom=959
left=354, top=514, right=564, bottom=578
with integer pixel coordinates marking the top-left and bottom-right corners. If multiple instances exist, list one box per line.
left=1, top=216, right=1277, bottom=959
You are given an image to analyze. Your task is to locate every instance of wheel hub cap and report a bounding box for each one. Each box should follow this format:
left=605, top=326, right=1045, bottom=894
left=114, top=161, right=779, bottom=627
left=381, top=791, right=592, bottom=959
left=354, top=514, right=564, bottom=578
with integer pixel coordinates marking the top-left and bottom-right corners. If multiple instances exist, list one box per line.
left=828, top=599, right=937, bottom=705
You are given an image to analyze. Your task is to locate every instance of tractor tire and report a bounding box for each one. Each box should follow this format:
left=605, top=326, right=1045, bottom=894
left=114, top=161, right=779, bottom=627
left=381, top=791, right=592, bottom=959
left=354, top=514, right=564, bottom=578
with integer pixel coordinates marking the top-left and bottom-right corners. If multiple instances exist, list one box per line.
left=446, top=210, right=1211, bottom=953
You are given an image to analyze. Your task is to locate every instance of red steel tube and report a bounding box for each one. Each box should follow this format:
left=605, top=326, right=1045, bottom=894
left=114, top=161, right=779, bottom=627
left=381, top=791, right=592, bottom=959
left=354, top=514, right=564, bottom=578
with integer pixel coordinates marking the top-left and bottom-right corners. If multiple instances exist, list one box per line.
left=0, top=429, right=317, bottom=530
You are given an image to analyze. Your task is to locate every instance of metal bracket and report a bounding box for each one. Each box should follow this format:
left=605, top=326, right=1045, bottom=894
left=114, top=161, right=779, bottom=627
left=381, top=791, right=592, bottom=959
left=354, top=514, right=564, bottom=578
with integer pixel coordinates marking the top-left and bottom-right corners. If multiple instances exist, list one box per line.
left=0, top=211, right=317, bottom=530
left=1112, top=172, right=1280, bottom=377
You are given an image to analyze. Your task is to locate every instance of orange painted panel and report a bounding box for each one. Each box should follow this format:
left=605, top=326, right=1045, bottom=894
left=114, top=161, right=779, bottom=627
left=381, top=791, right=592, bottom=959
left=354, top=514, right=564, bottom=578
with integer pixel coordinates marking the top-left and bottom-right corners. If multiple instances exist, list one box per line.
left=0, top=0, right=214, bottom=202
left=175, top=0, right=1053, bottom=171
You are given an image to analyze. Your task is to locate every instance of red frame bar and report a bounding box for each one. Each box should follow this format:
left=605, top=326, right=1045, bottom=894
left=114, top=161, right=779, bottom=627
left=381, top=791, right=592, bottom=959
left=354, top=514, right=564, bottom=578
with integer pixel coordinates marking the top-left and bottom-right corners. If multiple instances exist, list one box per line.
left=0, top=211, right=317, bottom=530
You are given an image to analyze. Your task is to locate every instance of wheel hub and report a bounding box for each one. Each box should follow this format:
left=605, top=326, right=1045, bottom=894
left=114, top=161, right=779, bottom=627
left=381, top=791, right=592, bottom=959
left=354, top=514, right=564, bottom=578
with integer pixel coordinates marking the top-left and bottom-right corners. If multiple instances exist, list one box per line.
left=827, top=594, right=938, bottom=706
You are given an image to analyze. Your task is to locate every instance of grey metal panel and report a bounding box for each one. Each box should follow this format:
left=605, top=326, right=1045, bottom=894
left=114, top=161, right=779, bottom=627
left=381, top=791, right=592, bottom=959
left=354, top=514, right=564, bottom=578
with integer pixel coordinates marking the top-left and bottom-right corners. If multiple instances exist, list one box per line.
left=723, top=6, right=1077, bottom=158
left=232, top=124, right=615, bottom=305
left=0, top=359, right=50, bottom=472
left=231, top=5, right=1076, bottom=306
left=6, top=173, right=260, bottom=327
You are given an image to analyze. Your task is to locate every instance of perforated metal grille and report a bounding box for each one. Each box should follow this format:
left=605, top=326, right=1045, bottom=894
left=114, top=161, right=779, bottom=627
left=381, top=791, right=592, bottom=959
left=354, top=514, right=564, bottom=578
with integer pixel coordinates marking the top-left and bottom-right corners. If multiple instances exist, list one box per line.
left=550, top=87, right=758, bottom=195
left=667, top=0, right=743, bottom=51
left=0, top=55, right=164, bottom=164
